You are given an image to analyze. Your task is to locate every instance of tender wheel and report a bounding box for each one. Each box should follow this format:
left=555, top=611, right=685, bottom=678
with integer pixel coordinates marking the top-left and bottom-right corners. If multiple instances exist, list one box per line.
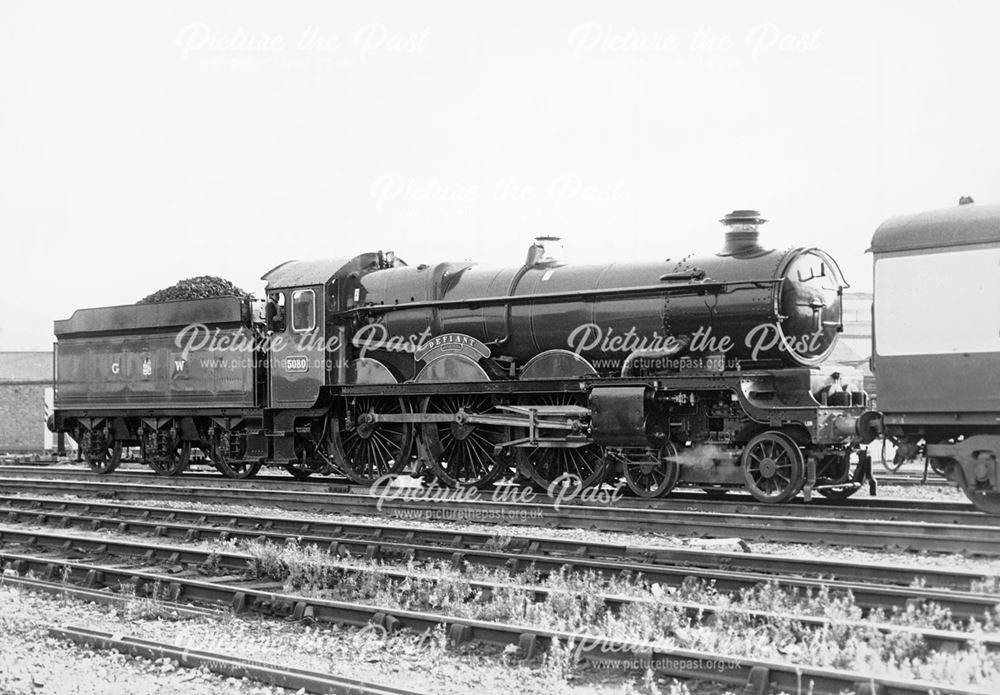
left=620, top=442, right=680, bottom=498
left=741, top=431, right=805, bottom=503
left=331, top=396, right=414, bottom=485
left=81, top=429, right=122, bottom=474
left=218, top=458, right=262, bottom=479
left=420, top=395, right=509, bottom=489
left=211, top=429, right=261, bottom=479
left=146, top=440, right=192, bottom=477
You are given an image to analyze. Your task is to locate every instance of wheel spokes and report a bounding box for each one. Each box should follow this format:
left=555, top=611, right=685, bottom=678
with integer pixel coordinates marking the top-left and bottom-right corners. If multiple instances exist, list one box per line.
left=423, top=395, right=506, bottom=488
left=742, top=433, right=804, bottom=503
left=335, top=396, right=413, bottom=484
left=514, top=393, right=608, bottom=490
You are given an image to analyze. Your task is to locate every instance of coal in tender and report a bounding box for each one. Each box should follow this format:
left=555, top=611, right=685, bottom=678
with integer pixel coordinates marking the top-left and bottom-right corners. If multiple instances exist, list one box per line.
left=138, top=276, right=255, bottom=304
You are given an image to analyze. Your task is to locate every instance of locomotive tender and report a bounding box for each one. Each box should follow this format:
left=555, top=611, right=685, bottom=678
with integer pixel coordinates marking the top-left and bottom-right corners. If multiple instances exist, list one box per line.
left=52, top=211, right=872, bottom=504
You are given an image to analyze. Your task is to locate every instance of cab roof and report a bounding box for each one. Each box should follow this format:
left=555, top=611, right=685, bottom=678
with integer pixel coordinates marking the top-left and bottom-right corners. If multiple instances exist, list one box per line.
left=261, top=258, right=357, bottom=289
left=870, top=203, right=1000, bottom=254
left=261, top=252, right=407, bottom=289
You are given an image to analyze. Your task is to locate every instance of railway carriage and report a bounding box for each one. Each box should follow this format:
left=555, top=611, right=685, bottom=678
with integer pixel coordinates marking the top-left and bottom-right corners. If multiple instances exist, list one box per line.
left=52, top=211, right=870, bottom=504
left=862, top=202, right=1000, bottom=513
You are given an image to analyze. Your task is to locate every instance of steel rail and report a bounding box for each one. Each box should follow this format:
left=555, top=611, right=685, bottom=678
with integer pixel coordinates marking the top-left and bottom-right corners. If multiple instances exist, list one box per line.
left=50, top=625, right=424, bottom=695
left=879, top=474, right=949, bottom=488
left=2, top=524, right=998, bottom=624
left=0, top=467, right=982, bottom=518
left=2, top=476, right=998, bottom=555
left=0, top=467, right=975, bottom=516
left=1, top=495, right=994, bottom=592
left=0, top=574, right=218, bottom=619
left=0, top=463, right=982, bottom=506
left=0, top=548, right=991, bottom=695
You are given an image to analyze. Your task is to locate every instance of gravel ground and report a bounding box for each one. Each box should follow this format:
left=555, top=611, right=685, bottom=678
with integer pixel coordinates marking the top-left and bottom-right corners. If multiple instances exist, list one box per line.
left=0, top=587, right=292, bottom=694
left=0, top=584, right=717, bottom=695
left=871, top=483, right=967, bottom=502
left=745, top=542, right=1000, bottom=577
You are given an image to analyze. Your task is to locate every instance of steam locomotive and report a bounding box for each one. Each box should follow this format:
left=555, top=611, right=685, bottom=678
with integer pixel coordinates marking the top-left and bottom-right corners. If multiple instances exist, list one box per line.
left=52, top=210, right=873, bottom=504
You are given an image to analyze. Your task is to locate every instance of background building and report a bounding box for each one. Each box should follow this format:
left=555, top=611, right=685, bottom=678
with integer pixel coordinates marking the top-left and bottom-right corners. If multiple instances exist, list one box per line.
left=840, top=292, right=875, bottom=397
left=841, top=292, right=873, bottom=362
left=0, top=351, right=56, bottom=454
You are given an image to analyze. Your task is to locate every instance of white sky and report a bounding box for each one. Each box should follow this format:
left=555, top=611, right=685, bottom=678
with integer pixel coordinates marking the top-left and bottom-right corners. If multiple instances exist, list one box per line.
left=2, top=0, right=997, bottom=350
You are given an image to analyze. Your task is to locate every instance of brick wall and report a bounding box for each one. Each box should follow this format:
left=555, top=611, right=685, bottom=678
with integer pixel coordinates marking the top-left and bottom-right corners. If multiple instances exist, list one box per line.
left=0, top=383, right=47, bottom=452
left=0, top=352, right=53, bottom=453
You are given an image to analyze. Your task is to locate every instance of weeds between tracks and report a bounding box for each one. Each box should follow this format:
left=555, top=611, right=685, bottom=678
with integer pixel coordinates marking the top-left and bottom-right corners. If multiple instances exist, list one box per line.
left=1, top=583, right=688, bottom=695
left=233, top=537, right=1000, bottom=687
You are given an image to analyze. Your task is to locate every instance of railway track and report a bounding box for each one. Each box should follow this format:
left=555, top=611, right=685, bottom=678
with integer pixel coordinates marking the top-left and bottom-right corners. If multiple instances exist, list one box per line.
left=1, top=495, right=994, bottom=594
left=2, top=473, right=998, bottom=555
left=0, top=502, right=1000, bottom=621
left=7, top=514, right=1000, bottom=623
left=1, top=521, right=996, bottom=695
left=878, top=473, right=950, bottom=488
left=0, top=465, right=969, bottom=513
left=0, top=463, right=960, bottom=495
left=50, top=625, right=425, bottom=695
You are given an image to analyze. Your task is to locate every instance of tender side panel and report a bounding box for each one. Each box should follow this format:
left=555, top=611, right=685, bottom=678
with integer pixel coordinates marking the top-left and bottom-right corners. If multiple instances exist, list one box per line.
left=55, top=329, right=257, bottom=410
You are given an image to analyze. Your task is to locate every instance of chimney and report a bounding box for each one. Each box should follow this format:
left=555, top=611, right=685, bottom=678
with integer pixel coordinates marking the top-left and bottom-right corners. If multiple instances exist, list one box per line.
left=718, top=210, right=767, bottom=256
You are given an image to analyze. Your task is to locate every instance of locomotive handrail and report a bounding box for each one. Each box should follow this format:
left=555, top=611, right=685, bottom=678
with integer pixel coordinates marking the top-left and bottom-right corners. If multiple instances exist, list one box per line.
left=659, top=269, right=707, bottom=281
left=341, top=278, right=783, bottom=316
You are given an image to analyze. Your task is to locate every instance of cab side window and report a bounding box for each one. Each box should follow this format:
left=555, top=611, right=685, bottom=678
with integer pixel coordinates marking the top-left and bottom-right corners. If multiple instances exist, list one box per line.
left=266, top=292, right=286, bottom=332
left=291, top=289, right=316, bottom=332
